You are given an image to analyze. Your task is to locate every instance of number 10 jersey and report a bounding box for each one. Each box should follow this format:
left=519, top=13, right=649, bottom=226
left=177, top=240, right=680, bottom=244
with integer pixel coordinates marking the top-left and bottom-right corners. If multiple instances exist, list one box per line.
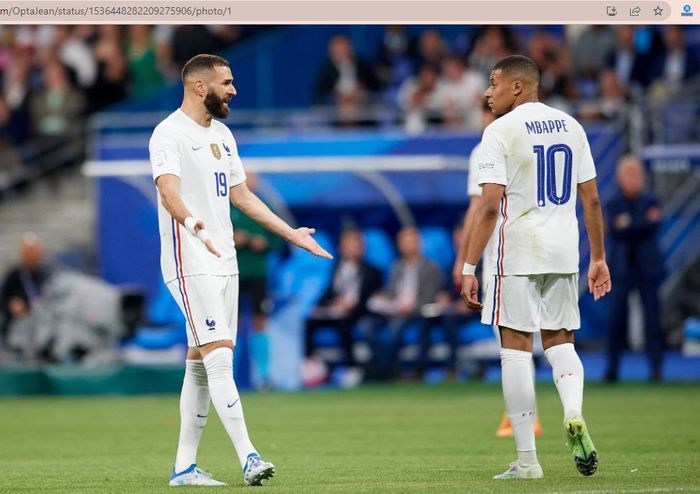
left=477, top=102, right=597, bottom=276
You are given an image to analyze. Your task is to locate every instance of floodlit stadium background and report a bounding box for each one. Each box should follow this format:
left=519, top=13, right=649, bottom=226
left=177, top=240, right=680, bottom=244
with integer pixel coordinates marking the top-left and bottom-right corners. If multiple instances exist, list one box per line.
left=0, top=24, right=699, bottom=392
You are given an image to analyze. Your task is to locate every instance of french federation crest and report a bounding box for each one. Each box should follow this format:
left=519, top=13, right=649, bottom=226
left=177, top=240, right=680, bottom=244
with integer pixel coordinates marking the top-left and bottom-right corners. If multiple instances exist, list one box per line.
left=210, top=143, right=221, bottom=160
left=205, top=316, right=216, bottom=330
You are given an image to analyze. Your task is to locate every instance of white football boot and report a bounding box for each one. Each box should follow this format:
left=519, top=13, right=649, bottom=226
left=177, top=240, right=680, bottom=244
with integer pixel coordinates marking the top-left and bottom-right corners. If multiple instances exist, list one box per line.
left=169, top=464, right=227, bottom=486
left=492, top=460, right=544, bottom=480
left=243, top=453, right=275, bottom=486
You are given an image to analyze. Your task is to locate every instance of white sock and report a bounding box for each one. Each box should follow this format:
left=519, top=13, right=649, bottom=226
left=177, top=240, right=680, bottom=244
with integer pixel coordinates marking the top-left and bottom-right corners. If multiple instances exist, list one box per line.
left=529, top=358, right=539, bottom=419
left=175, top=360, right=210, bottom=472
left=500, top=348, right=537, bottom=465
left=544, top=342, right=584, bottom=421
left=203, top=347, right=257, bottom=469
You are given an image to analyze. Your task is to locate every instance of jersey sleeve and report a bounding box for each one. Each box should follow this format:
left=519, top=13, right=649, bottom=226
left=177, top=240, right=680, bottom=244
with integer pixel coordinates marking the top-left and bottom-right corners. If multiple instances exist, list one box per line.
left=477, top=126, right=507, bottom=186
left=577, top=131, right=597, bottom=184
left=467, top=146, right=482, bottom=197
left=149, top=128, right=181, bottom=181
left=226, top=130, right=247, bottom=187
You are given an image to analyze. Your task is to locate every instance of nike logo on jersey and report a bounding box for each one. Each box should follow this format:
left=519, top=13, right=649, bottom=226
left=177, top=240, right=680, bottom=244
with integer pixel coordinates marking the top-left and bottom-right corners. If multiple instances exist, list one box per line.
left=196, top=414, right=208, bottom=418
left=227, top=399, right=239, bottom=408
left=192, top=145, right=203, bottom=151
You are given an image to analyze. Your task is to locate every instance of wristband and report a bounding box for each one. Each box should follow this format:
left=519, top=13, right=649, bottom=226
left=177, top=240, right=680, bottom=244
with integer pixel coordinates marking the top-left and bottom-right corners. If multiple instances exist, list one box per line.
left=184, top=216, right=197, bottom=236
left=462, top=262, right=477, bottom=276
left=196, top=228, right=212, bottom=243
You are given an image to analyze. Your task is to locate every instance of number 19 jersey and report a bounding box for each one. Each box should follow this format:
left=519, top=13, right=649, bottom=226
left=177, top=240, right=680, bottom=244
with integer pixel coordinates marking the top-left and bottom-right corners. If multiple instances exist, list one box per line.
left=149, top=109, right=247, bottom=283
left=477, top=102, right=597, bottom=276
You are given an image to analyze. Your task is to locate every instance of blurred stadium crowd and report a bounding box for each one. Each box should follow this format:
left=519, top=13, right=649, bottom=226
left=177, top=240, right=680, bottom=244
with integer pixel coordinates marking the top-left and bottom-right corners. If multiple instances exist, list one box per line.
left=0, top=24, right=698, bottom=388
left=316, top=25, right=698, bottom=131
left=0, top=25, right=264, bottom=188
left=0, top=25, right=698, bottom=188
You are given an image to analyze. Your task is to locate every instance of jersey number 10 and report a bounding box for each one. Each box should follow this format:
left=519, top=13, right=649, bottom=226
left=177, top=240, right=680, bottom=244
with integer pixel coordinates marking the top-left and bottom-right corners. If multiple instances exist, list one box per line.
left=533, top=144, right=572, bottom=207
left=214, top=172, right=227, bottom=197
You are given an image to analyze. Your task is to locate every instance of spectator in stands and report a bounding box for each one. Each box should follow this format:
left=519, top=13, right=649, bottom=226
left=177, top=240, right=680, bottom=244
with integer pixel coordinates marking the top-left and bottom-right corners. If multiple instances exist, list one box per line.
left=570, top=26, right=616, bottom=81
left=605, top=26, right=649, bottom=95
left=230, top=173, right=284, bottom=389
left=415, top=30, right=448, bottom=68
left=207, top=26, right=243, bottom=50
left=305, top=227, right=382, bottom=371
left=3, top=51, right=33, bottom=144
left=467, top=26, right=516, bottom=79
left=433, top=222, right=483, bottom=375
left=527, top=30, right=578, bottom=111
left=0, top=95, right=22, bottom=183
left=29, top=57, right=85, bottom=148
left=171, top=26, right=224, bottom=72
left=315, top=35, right=378, bottom=125
left=151, top=26, right=178, bottom=81
left=579, top=69, right=628, bottom=123
left=0, top=27, right=15, bottom=72
left=375, top=25, right=415, bottom=91
left=605, top=156, right=665, bottom=382
left=54, top=25, right=97, bottom=90
left=648, top=26, right=700, bottom=98
left=170, top=26, right=244, bottom=74
left=125, top=25, right=164, bottom=97
left=88, top=25, right=128, bottom=112
left=14, top=25, right=55, bottom=56
left=397, top=63, right=443, bottom=133
left=0, top=233, right=51, bottom=349
left=362, top=226, right=448, bottom=379
left=434, top=55, right=485, bottom=129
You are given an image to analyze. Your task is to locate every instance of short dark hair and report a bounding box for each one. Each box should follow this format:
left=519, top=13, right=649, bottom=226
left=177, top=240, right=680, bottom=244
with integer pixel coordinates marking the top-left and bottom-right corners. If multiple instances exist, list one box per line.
left=181, top=54, right=230, bottom=82
left=492, top=55, right=540, bottom=84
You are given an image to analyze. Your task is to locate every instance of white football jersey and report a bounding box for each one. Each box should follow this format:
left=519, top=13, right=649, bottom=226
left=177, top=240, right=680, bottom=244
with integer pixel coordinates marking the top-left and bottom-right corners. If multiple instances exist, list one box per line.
left=467, top=142, right=496, bottom=280
left=150, top=109, right=247, bottom=283
left=477, top=102, right=596, bottom=276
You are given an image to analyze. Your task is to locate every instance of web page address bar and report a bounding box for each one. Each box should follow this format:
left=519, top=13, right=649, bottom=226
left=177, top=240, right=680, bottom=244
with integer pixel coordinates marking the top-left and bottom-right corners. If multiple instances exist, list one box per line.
left=0, top=0, right=674, bottom=23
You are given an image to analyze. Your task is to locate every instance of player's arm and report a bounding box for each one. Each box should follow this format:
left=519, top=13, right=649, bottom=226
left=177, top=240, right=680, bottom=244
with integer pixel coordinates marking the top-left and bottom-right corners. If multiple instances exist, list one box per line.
left=230, top=180, right=332, bottom=259
left=461, top=183, right=504, bottom=310
left=452, top=195, right=481, bottom=288
left=578, top=178, right=611, bottom=301
left=156, top=174, right=220, bottom=257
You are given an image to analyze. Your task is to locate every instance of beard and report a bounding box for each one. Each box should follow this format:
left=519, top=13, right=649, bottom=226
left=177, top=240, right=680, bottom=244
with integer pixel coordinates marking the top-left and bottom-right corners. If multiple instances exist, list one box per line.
left=204, top=92, right=230, bottom=118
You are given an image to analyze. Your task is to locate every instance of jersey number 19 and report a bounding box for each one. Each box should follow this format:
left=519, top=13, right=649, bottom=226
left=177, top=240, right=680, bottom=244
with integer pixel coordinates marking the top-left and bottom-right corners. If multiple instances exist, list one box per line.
left=214, top=172, right=228, bottom=197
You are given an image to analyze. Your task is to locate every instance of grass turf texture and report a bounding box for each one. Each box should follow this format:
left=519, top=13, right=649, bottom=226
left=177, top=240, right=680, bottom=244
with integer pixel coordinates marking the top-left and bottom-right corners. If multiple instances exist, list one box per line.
left=1, top=382, right=699, bottom=493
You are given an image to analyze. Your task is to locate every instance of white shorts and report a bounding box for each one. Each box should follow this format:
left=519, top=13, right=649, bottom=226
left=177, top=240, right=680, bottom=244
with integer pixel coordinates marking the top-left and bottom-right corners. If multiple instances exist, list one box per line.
left=481, top=273, right=580, bottom=333
left=166, top=274, right=239, bottom=347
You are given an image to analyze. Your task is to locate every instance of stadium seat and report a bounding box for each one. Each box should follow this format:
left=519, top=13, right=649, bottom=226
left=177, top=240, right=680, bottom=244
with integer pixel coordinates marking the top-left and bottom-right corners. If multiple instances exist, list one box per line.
left=420, top=226, right=455, bottom=273
left=126, top=326, right=186, bottom=350
left=363, top=228, right=397, bottom=276
left=268, top=232, right=334, bottom=319
left=457, top=320, right=496, bottom=345
left=148, top=283, right=186, bottom=327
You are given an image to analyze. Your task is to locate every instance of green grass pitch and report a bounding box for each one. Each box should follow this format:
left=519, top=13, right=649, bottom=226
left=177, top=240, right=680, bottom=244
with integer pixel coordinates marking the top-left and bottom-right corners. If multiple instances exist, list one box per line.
left=1, top=382, right=699, bottom=493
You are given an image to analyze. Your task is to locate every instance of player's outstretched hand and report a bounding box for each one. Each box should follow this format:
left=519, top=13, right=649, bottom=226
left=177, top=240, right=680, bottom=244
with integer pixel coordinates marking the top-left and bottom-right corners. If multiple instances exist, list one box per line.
left=290, top=227, right=333, bottom=259
left=203, top=239, right=221, bottom=258
left=461, top=274, right=483, bottom=311
left=588, top=258, right=611, bottom=301
left=193, top=220, right=221, bottom=258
